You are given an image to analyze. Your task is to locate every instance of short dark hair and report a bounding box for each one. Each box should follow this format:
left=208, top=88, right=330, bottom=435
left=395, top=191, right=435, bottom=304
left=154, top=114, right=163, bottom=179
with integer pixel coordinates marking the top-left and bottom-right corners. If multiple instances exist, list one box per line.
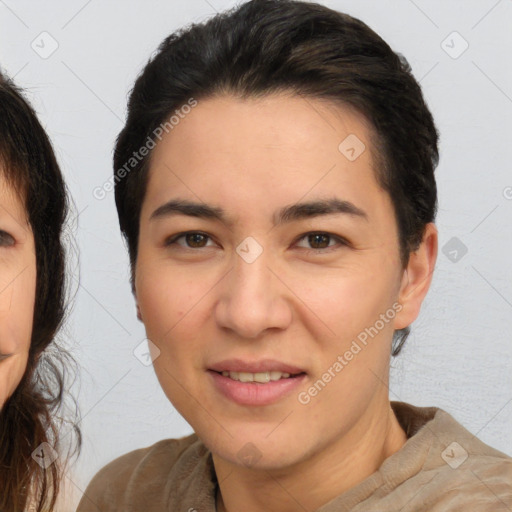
left=0, top=71, right=81, bottom=512
left=113, top=0, right=439, bottom=355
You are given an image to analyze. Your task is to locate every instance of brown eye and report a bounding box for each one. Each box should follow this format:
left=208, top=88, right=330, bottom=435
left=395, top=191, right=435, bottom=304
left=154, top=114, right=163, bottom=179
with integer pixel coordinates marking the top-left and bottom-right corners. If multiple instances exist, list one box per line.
left=164, top=231, right=214, bottom=249
left=307, top=233, right=331, bottom=249
left=295, top=232, right=348, bottom=253
left=0, top=230, right=15, bottom=247
left=184, top=233, right=209, bottom=248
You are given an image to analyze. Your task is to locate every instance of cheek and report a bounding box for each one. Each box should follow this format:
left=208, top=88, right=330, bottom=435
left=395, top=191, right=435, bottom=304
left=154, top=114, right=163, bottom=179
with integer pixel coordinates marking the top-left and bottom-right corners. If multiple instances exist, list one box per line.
left=0, top=264, right=36, bottom=407
left=0, top=353, right=30, bottom=408
left=293, top=259, right=400, bottom=345
left=135, top=265, right=213, bottom=414
left=0, top=263, right=35, bottom=349
left=136, top=264, right=209, bottom=347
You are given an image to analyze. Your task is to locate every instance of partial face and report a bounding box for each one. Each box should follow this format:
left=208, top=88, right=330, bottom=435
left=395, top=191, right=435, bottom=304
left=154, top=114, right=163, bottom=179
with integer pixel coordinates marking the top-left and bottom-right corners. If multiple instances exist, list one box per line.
left=135, top=93, right=416, bottom=469
left=0, top=173, right=36, bottom=409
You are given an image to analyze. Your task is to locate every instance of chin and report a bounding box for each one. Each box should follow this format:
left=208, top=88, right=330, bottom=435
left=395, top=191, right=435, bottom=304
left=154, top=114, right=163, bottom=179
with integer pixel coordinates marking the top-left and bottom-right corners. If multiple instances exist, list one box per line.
left=202, top=424, right=311, bottom=471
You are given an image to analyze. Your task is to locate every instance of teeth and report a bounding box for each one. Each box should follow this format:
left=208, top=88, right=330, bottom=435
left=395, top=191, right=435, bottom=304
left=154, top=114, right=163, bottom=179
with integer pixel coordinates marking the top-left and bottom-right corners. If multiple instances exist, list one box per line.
left=270, top=371, right=290, bottom=380
left=220, top=370, right=292, bottom=383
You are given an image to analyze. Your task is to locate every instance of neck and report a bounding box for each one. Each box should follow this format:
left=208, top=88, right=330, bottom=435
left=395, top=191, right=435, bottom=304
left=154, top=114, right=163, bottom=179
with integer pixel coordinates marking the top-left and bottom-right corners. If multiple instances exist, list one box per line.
left=214, top=400, right=407, bottom=512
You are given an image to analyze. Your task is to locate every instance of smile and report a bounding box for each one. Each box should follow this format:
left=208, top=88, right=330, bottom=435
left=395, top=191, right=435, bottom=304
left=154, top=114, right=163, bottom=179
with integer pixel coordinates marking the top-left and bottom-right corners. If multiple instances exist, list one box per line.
left=218, top=370, right=298, bottom=383
left=209, top=369, right=307, bottom=406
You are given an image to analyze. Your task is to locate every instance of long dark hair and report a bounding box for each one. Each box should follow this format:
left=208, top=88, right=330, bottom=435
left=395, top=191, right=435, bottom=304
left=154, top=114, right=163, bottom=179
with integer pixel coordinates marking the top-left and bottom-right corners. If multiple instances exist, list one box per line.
left=0, top=71, right=81, bottom=511
left=113, top=0, right=439, bottom=355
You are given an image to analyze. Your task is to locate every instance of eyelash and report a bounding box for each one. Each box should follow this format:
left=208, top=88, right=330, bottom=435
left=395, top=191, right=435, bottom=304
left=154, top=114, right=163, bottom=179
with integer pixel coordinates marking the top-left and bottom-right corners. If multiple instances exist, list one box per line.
left=164, top=231, right=349, bottom=254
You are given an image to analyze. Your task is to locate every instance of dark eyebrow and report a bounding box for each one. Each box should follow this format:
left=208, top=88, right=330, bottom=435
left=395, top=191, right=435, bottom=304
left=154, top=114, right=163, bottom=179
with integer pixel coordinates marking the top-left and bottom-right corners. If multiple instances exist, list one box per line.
left=150, top=197, right=368, bottom=226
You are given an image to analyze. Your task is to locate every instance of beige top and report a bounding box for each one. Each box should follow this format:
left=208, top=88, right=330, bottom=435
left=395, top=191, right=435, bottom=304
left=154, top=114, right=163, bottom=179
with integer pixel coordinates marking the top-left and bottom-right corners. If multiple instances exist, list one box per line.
left=76, top=401, right=512, bottom=511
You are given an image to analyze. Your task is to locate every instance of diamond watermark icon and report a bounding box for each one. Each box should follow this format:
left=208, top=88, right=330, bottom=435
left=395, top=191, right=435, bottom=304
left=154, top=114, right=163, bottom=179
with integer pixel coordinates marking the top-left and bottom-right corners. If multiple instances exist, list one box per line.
left=31, top=32, right=59, bottom=59
left=32, top=442, right=58, bottom=469
left=441, top=31, right=469, bottom=59
left=133, top=338, right=161, bottom=366
left=441, top=441, right=468, bottom=469
left=237, top=442, right=263, bottom=467
left=338, top=134, right=366, bottom=162
left=442, top=236, right=468, bottom=263
left=236, top=236, right=263, bottom=264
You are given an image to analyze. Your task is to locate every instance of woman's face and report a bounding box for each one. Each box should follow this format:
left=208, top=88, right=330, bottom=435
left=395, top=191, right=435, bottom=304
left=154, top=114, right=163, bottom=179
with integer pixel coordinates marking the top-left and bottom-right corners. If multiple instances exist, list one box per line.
left=135, top=93, right=434, bottom=469
left=0, top=173, right=36, bottom=409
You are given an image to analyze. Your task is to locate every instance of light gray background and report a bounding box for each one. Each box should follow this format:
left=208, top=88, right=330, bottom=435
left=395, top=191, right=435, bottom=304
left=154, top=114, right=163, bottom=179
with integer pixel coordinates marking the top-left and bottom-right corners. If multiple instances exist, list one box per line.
left=1, top=0, right=511, bottom=508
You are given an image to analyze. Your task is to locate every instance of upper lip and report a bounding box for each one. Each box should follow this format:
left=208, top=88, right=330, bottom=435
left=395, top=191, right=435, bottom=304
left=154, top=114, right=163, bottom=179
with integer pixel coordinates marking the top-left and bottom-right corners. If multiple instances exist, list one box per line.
left=209, top=358, right=306, bottom=374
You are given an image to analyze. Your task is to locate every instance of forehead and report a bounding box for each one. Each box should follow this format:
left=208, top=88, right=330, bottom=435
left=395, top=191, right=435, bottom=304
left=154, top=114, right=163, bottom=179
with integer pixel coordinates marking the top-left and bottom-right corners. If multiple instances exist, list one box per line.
left=142, top=93, right=390, bottom=223
left=150, top=92, right=375, bottom=165
left=0, top=167, right=30, bottom=227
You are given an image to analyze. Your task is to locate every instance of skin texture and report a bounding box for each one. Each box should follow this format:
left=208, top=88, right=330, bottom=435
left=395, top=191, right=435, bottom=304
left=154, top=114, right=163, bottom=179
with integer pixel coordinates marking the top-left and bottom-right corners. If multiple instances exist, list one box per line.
left=134, top=93, right=438, bottom=512
left=0, top=173, right=36, bottom=409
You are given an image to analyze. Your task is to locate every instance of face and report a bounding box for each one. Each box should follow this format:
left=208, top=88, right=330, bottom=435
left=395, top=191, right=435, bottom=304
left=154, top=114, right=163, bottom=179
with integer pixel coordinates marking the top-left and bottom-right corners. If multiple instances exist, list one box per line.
left=135, top=93, right=434, bottom=470
left=0, top=172, right=36, bottom=409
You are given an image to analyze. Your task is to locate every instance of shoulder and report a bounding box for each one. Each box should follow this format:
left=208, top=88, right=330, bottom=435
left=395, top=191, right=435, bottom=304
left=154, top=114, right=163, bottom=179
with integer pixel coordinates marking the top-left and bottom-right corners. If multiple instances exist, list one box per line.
left=420, top=453, right=512, bottom=511
left=385, top=402, right=512, bottom=510
left=76, top=434, right=204, bottom=511
left=412, top=406, right=512, bottom=509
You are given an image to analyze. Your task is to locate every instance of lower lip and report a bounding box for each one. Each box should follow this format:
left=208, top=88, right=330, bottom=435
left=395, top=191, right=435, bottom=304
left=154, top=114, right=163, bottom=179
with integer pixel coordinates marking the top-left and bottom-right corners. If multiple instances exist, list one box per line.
left=208, top=370, right=307, bottom=406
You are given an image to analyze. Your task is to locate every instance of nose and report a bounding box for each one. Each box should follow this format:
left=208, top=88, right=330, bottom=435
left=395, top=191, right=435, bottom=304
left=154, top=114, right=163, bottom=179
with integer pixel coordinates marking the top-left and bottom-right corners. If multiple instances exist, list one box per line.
left=214, top=244, right=292, bottom=339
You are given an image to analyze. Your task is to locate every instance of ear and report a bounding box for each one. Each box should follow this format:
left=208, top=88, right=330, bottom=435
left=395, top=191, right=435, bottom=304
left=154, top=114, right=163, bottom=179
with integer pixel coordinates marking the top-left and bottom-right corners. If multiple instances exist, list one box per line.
left=394, top=223, right=438, bottom=330
left=133, top=272, right=143, bottom=322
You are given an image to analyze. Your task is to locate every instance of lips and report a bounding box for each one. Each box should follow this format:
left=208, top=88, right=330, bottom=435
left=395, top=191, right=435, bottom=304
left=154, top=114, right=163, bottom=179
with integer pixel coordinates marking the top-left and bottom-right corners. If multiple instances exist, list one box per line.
left=207, top=358, right=308, bottom=405
left=208, top=358, right=306, bottom=375
left=220, top=370, right=294, bottom=383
